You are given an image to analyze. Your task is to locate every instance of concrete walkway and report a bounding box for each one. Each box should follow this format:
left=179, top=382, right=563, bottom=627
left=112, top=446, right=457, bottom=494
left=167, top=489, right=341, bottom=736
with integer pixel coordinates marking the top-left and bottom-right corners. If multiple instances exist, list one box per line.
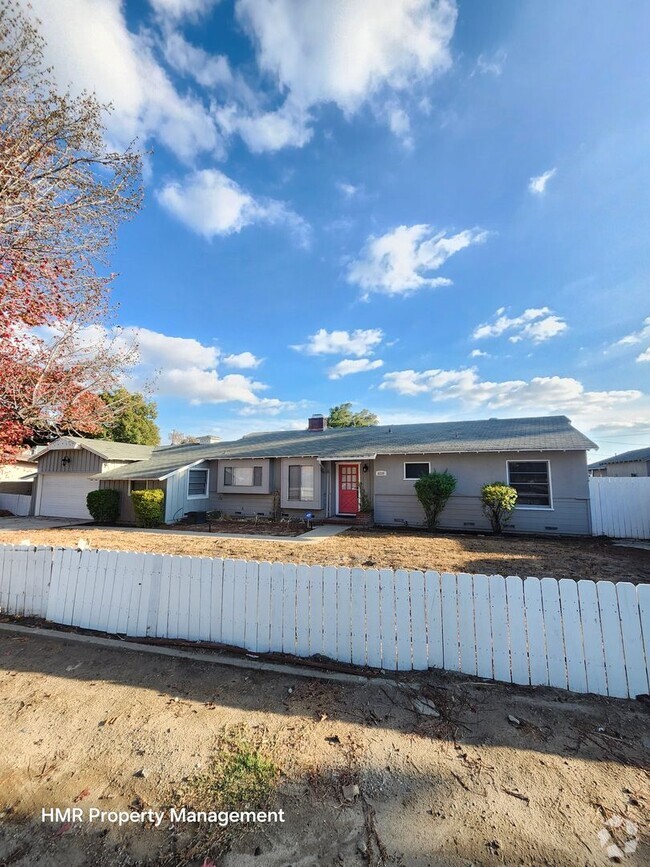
left=22, top=521, right=353, bottom=544
left=0, top=516, right=92, bottom=531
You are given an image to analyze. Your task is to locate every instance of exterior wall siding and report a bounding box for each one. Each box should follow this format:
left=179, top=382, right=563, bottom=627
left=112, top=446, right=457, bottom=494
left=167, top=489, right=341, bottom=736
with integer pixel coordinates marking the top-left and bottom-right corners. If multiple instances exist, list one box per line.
left=38, top=448, right=103, bottom=475
left=373, top=450, right=591, bottom=535
left=606, top=460, right=649, bottom=477
left=165, top=462, right=218, bottom=523
left=215, top=458, right=271, bottom=494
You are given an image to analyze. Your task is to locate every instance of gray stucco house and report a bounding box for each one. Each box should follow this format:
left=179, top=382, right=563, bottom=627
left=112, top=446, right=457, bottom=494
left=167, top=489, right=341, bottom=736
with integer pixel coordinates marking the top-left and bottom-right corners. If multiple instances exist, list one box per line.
left=86, top=414, right=596, bottom=535
left=588, top=446, right=650, bottom=478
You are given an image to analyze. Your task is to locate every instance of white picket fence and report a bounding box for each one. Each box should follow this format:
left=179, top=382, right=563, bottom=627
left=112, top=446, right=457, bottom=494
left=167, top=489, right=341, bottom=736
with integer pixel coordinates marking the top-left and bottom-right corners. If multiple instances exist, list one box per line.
left=590, top=476, right=650, bottom=539
left=0, top=544, right=648, bottom=699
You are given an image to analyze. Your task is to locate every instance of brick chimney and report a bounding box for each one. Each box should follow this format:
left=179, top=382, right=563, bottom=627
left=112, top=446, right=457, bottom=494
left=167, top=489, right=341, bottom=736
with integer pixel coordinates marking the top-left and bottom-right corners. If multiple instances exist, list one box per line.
left=307, top=414, right=327, bottom=431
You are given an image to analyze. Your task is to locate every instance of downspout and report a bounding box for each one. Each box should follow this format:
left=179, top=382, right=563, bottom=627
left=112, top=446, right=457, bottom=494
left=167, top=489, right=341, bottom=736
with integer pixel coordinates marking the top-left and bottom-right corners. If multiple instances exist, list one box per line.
left=316, top=458, right=330, bottom=516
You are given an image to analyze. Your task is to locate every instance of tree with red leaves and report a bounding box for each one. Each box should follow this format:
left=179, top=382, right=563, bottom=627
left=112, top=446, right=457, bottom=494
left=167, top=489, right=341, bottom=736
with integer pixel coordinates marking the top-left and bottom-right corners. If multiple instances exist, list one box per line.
left=0, top=1, right=143, bottom=461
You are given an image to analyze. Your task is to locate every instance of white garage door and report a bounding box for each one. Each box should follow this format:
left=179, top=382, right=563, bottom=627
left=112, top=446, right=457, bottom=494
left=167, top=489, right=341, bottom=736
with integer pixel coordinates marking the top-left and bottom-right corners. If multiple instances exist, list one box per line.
left=37, top=474, right=99, bottom=519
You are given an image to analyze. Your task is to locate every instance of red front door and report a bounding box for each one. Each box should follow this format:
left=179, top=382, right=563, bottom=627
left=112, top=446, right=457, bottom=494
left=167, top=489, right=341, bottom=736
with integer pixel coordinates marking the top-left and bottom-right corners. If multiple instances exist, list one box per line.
left=338, top=463, right=359, bottom=514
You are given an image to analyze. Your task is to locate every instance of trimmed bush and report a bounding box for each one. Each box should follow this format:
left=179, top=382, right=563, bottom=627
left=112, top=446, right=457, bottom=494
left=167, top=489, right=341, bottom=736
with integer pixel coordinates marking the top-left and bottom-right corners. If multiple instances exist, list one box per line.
left=86, top=488, right=120, bottom=524
left=130, top=488, right=165, bottom=528
left=414, top=470, right=457, bottom=531
left=481, top=482, right=518, bottom=534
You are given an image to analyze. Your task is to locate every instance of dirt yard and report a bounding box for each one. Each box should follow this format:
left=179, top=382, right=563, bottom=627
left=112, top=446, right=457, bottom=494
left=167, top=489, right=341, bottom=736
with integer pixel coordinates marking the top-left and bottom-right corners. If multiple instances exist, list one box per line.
left=162, top=519, right=306, bottom=537
left=0, top=629, right=647, bottom=866
left=1, top=523, right=649, bottom=583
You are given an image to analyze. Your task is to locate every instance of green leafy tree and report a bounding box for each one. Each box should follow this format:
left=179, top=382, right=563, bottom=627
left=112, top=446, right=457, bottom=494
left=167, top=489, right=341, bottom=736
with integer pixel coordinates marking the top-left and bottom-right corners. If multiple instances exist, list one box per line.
left=414, top=470, right=457, bottom=531
left=99, top=388, right=160, bottom=445
left=481, top=482, right=517, bottom=534
left=327, top=403, right=378, bottom=428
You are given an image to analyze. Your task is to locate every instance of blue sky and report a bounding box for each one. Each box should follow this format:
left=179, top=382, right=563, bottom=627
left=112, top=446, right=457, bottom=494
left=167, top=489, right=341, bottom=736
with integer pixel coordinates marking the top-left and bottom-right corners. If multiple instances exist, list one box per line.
left=24, top=0, right=650, bottom=457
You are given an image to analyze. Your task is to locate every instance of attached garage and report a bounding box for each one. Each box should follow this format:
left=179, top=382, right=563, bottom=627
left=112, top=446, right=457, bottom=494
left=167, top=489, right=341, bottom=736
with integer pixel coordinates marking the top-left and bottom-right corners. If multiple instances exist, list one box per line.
left=36, top=474, right=99, bottom=519
left=32, top=437, right=155, bottom=520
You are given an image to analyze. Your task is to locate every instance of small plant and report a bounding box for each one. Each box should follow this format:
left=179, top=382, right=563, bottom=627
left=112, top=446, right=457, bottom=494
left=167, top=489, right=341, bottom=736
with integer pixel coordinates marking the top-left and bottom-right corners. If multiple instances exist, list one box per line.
left=481, top=482, right=518, bottom=534
left=358, top=483, right=372, bottom=513
left=86, top=489, right=120, bottom=524
left=184, top=725, right=279, bottom=812
left=130, top=488, right=165, bottom=527
left=414, top=470, right=457, bottom=531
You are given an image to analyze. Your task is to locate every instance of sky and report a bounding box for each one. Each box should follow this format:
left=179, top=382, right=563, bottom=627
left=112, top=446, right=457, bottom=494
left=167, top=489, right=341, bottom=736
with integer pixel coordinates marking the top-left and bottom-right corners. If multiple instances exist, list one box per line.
left=21, top=0, right=650, bottom=458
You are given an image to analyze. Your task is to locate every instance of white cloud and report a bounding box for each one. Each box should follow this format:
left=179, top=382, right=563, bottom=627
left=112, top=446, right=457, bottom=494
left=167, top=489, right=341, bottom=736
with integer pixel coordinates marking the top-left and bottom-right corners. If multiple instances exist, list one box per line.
left=291, top=328, right=384, bottom=357
left=347, top=225, right=488, bottom=298
left=224, top=0, right=457, bottom=151
left=529, top=168, right=557, bottom=195
left=614, top=316, right=650, bottom=348
left=161, top=31, right=234, bottom=89
left=470, top=349, right=489, bottom=358
left=157, top=169, right=309, bottom=244
left=328, top=358, right=384, bottom=379
left=149, top=0, right=218, bottom=21
left=379, top=367, right=643, bottom=423
left=22, top=0, right=220, bottom=162
left=637, top=348, right=650, bottom=363
left=472, top=49, right=506, bottom=77
left=337, top=182, right=360, bottom=199
left=222, top=351, right=263, bottom=369
left=473, top=307, right=567, bottom=343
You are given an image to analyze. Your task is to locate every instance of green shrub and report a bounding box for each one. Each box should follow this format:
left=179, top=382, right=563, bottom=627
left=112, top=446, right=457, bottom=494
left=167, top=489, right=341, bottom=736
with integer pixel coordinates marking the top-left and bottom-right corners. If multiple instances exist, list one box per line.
left=481, top=482, right=518, bottom=534
left=414, top=470, right=457, bottom=531
left=130, top=488, right=165, bottom=527
left=86, top=489, right=120, bottom=524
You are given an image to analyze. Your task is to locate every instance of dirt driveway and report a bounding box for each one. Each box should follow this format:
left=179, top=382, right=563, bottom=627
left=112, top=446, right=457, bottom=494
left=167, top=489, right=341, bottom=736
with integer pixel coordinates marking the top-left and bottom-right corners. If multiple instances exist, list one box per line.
left=0, top=629, right=647, bottom=866
left=1, top=524, right=649, bottom=583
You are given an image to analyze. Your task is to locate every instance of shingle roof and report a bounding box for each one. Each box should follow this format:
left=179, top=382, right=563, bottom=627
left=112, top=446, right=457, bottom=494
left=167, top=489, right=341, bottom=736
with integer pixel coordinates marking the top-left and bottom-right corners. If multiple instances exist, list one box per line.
left=34, top=437, right=154, bottom=463
left=597, top=446, right=650, bottom=465
left=95, top=415, right=596, bottom=481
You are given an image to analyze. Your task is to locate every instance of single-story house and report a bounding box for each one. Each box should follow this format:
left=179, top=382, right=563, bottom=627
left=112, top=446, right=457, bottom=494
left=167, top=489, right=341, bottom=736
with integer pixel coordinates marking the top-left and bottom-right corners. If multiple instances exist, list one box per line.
left=90, top=414, right=596, bottom=535
left=588, top=446, right=650, bottom=478
left=32, top=437, right=154, bottom=519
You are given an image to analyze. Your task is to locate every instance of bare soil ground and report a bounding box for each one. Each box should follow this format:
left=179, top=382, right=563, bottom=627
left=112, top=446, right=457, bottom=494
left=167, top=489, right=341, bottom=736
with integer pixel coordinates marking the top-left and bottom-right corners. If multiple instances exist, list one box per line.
left=1, top=523, right=649, bottom=583
left=0, top=630, right=647, bottom=866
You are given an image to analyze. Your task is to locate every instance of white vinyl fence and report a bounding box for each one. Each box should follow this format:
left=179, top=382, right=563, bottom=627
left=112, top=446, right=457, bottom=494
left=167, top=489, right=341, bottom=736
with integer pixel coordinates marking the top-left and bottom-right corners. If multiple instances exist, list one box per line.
left=590, top=476, right=650, bottom=539
left=0, top=544, right=648, bottom=700
left=0, top=493, right=31, bottom=517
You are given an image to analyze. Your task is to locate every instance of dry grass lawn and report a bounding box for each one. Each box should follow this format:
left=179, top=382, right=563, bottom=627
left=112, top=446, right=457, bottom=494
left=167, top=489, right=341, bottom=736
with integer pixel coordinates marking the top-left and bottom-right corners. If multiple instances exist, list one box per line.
left=1, top=524, right=648, bottom=583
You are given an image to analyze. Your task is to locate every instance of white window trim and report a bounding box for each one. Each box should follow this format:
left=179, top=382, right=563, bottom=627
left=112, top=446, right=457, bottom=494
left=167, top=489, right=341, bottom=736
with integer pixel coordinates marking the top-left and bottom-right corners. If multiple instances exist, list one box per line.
left=187, top=467, right=210, bottom=500
left=506, top=459, right=553, bottom=511
left=403, top=461, right=431, bottom=481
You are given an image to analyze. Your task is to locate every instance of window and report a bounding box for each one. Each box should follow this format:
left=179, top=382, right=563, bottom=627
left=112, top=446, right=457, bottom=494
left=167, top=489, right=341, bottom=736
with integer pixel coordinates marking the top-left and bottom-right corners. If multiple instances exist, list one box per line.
left=404, top=462, right=430, bottom=480
left=187, top=468, right=209, bottom=498
left=507, top=461, right=552, bottom=508
left=288, top=465, right=314, bottom=501
left=223, top=466, right=263, bottom=487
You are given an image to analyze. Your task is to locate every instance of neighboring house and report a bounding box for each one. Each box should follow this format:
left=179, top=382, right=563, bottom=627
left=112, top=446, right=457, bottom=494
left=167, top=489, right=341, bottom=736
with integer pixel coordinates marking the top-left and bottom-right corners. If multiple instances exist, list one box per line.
left=94, top=414, right=596, bottom=535
left=32, top=437, right=154, bottom=519
left=588, top=447, right=650, bottom=478
left=0, top=449, right=39, bottom=516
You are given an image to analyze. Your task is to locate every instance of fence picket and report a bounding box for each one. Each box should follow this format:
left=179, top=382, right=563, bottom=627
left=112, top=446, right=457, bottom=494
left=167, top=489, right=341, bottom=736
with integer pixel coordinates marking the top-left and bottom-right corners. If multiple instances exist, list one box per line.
left=524, top=577, right=548, bottom=686
left=490, top=575, right=510, bottom=683
left=589, top=477, right=650, bottom=539
left=541, top=577, right=567, bottom=689
left=597, top=581, right=628, bottom=698
left=457, top=573, right=477, bottom=677
left=559, top=579, right=587, bottom=693
left=0, top=544, right=647, bottom=700
left=616, top=583, right=649, bottom=698
left=473, top=575, right=493, bottom=680
left=379, top=568, right=396, bottom=670
left=296, top=564, right=311, bottom=657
